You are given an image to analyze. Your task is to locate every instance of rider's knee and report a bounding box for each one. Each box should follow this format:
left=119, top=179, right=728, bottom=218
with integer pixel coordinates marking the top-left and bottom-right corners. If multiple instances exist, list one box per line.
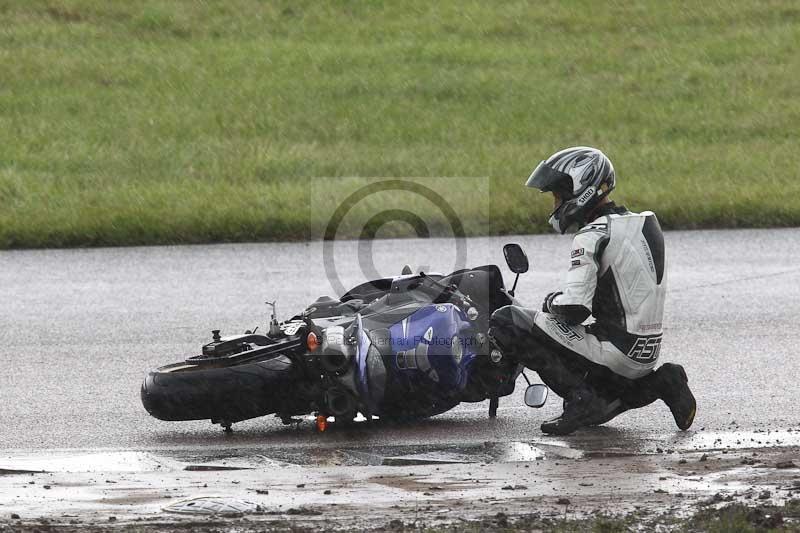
left=489, top=305, right=541, bottom=355
left=490, top=305, right=539, bottom=333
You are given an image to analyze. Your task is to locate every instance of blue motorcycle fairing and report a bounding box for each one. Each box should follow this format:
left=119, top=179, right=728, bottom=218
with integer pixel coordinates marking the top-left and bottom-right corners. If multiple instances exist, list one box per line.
left=387, top=303, right=476, bottom=393
left=350, top=302, right=477, bottom=416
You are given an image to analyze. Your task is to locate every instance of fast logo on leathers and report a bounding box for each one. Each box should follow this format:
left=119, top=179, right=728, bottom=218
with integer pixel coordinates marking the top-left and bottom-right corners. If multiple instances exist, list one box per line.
left=544, top=315, right=584, bottom=343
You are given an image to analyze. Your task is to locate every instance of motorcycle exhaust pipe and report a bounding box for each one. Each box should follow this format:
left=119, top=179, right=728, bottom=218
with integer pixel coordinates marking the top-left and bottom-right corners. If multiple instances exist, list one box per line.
left=318, top=349, right=352, bottom=375
left=324, top=388, right=356, bottom=417
left=318, top=326, right=353, bottom=375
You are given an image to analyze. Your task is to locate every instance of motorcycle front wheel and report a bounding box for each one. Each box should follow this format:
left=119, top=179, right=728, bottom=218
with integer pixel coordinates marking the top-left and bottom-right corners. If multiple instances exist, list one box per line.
left=141, top=355, right=298, bottom=425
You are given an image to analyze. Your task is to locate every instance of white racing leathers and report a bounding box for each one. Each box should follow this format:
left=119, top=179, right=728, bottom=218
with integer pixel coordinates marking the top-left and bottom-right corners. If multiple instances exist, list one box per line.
left=536, top=210, right=666, bottom=379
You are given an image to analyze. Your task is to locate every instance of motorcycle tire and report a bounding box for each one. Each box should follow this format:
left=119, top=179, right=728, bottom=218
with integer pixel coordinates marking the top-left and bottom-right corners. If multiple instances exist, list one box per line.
left=141, top=355, right=296, bottom=424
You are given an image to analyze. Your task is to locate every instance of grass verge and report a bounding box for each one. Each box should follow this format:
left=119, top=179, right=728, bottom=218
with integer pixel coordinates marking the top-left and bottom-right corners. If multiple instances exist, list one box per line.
left=1, top=1, right=799, bottom=248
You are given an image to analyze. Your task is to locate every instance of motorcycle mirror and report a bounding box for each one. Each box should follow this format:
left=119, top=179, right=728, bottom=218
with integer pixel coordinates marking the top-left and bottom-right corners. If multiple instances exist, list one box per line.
left=524, top=384, right=548, bottom=408
left=503, top=244, right=529, bottom=274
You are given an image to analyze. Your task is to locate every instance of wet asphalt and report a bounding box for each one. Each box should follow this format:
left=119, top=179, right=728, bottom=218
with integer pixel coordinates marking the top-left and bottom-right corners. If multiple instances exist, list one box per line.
left=1, top=228, right=799, bottom=453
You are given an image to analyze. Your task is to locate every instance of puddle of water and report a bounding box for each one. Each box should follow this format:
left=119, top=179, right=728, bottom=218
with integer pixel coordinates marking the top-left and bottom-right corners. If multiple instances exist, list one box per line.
left=0, top=467, right=43, bottom=475
left=3, top=429, right=795, bottom=477
left=497, top=441, right=583, bottom=461
left=163, top=441, right=581, bottom=468
left=183, top=464, right=254, bottom=471
left=489, top=442, right=545, bottom=462
left=382, top=453, right=472, bottom=466
left=0, top=451, right=173, bottom=473
left=339, top=450, right=385, bottom=466
left=321, top=441, right=575, bottom=466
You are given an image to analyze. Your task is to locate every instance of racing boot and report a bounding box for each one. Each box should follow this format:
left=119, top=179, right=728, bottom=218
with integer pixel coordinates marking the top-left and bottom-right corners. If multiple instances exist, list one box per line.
left=654, top=363, right=696, bottom=430
left=540, top=385, right=623, bottom=435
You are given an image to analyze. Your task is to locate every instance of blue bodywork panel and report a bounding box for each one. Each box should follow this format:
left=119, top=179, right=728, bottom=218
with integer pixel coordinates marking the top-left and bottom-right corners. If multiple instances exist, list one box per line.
left=387, top=303, right=476, bottom=393
left=351, top=302, right=478, bottom=416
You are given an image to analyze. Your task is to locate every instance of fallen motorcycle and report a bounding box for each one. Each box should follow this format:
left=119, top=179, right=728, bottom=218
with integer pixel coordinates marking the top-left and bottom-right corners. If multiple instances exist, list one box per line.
left=141, top=244, right=548, bottom=432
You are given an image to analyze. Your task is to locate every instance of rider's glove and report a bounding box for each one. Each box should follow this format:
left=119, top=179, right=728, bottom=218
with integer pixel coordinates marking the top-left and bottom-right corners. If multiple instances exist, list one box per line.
left=542, top=291, right=563, bottom=313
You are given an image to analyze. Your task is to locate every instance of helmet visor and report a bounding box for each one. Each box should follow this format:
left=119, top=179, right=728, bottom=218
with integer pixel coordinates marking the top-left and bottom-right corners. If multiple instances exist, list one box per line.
left=525, top=161, right=575, bottom=199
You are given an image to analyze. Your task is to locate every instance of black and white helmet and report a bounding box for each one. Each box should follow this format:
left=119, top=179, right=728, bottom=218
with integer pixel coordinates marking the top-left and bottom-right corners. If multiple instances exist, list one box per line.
left=525, top=146, right=616, bottom=234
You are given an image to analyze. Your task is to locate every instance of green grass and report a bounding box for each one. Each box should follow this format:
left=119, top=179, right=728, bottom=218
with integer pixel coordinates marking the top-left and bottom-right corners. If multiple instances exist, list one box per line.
left=1, top=0, right=799, bottom=248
